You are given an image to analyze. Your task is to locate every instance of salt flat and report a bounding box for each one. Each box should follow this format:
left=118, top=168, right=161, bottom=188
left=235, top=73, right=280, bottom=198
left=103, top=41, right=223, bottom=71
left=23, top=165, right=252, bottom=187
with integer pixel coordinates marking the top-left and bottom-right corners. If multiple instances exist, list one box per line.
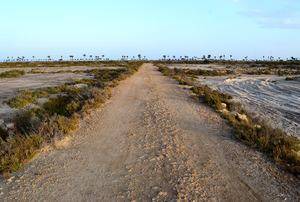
left=198, top=75, right=300, bottom=137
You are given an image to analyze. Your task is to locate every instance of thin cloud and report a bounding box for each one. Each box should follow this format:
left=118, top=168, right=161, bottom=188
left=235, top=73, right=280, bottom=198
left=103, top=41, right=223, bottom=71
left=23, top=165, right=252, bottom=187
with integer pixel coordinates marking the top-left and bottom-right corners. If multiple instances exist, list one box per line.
left=239, top=8, right=300, bottom=29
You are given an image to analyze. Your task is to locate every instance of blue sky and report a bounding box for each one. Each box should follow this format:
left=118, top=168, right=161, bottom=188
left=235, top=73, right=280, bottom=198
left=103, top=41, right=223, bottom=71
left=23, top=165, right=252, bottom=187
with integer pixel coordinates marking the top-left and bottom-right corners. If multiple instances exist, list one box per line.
left=0, top=0, right=299, bottom=60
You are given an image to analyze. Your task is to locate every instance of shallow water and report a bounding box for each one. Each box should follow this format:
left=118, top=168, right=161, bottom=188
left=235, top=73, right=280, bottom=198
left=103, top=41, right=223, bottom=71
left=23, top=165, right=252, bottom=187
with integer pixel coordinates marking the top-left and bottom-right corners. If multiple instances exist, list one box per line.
left=198, top=75, right=300, bottom=137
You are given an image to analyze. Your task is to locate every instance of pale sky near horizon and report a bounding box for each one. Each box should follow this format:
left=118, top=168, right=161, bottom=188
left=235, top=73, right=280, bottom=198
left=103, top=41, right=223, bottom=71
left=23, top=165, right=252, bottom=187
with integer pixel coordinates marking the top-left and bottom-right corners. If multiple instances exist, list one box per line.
left=1, top=0, right=299, bottom=60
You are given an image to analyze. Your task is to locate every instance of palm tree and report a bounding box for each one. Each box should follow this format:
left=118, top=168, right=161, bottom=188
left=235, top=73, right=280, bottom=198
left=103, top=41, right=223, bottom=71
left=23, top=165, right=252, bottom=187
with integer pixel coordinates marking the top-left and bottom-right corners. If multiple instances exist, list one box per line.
left=101, top=55, right=105, bottom=60
left=32, top=56, right=35, bottom=61
left=137, top=54, right=141, bottom=60
left=69, top=55, right=74, bottom=61
left=47, top=56, right=51, bottom=61
left=162, top=55, right=166, bottom=60
left=230, top=55, right=233, bottom=60
left=83, top=54, right=86, bottom=61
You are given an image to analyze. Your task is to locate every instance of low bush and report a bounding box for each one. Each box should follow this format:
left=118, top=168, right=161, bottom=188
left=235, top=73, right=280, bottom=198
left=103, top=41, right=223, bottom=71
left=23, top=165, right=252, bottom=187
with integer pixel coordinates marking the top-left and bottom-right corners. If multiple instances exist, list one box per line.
left=14, top=109, right=44, bottom=135
left=7, top=90, right=48, bottom=108
left=183, top=69, right=227, bottom=76
left=43, top=96, right=82, bottom=117
left=0, top=70, right=25, bottom=78
left=286, top=76, right=299, bottom=81
left=55, top=115, right=79, bottom=135
left=0, top=134, right=43, bottom=173
left=158, top=65, right=172, bottom=76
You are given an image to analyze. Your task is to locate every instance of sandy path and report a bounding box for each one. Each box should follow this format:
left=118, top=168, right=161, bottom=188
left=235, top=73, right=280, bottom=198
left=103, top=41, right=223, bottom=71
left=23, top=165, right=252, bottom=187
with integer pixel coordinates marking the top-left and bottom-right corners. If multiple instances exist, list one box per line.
left=0, top=64, right=299, bottom=201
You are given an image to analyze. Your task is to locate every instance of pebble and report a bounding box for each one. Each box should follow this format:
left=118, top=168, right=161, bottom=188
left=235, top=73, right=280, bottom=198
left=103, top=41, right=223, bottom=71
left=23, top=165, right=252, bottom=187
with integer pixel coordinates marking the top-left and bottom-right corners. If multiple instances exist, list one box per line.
left=7, top=176, right=15, bottom=183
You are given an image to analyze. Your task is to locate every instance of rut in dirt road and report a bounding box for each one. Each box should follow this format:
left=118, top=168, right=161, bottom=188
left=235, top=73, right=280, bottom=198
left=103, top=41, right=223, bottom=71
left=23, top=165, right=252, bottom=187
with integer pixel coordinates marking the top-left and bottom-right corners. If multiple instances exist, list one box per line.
left=0, top=64, right=299, bottom=201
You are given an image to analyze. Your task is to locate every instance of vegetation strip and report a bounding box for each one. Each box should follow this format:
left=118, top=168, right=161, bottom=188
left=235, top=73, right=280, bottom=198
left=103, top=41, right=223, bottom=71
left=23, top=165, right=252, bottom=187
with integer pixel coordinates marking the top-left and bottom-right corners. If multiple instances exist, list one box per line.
left=0, top=70, right=25, bottom=78
left=157, top=64, right=300, bottom=175
left=0, top=62, right=142, bottom=174
left=158, top=60, right=300, bottom=76
left=0, top=61, right=127, bottom=68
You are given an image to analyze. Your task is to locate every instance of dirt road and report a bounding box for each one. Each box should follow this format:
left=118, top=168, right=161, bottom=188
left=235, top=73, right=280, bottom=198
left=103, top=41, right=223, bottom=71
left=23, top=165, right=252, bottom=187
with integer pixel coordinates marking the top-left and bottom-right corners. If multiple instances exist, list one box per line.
left=0, top=64, right=299, bottom=201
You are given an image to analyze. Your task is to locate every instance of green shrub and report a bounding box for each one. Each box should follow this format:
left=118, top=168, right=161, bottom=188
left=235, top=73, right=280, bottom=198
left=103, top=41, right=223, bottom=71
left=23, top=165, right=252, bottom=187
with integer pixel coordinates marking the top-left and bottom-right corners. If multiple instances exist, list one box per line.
left=14, top=109, right=44, bottom=135
left=0, top=70, right=25, bottom=78
left=55, top=115, right=79, bottom=134
left=0, top=134, right=43, bottom=173
left=158, top=65, right=172, bottom=76
left=44, top=96, right=78, bottom=117
left=191, top=86, right=232, bottom=110
left=204, top=89, right=222, bottom=110
left=8, top=90, right=49, bottom=109
left=8, top=91, right=37, bottom=108
left=186, top=69, right=227, bottom=76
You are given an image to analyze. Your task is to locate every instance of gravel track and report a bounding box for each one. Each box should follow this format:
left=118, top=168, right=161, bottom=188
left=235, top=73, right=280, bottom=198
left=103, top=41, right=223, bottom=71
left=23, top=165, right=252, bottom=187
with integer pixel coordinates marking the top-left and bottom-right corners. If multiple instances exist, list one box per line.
left=0, top=64, right=299, bottom=201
